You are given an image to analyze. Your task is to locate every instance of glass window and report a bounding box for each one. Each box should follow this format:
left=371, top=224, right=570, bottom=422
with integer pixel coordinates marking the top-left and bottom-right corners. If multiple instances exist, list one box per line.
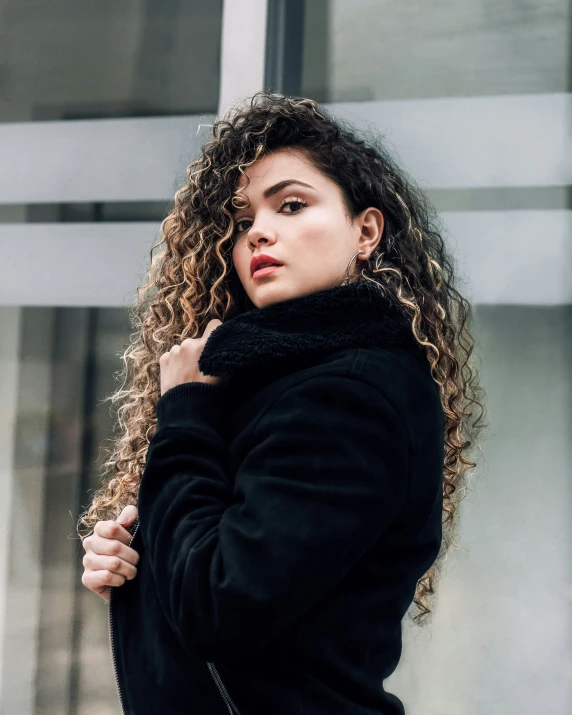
left=0, top=305, right=132, bottom=713
left=0, top=0, right=223, bottom=122
left=301, top=0, right=569, bottom=101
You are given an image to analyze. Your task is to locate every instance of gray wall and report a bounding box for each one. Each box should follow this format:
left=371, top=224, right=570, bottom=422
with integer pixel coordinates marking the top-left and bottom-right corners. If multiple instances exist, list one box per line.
left=0, top=0, right=570, bottom=713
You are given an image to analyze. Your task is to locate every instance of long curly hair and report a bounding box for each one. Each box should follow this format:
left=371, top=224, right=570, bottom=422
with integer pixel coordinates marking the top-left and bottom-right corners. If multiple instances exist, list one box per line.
left=78, top=91, right=488, bottom=624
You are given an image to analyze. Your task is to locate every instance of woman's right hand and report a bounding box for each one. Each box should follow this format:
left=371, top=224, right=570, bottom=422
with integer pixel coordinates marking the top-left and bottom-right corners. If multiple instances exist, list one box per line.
left=81, top=505, right=140, bottom=603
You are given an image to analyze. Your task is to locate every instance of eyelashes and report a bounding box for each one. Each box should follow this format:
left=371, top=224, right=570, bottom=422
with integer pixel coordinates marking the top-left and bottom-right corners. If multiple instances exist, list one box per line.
left=278, top=197, right=307, bottom=212
left=233, top=198, right=307, bottom=235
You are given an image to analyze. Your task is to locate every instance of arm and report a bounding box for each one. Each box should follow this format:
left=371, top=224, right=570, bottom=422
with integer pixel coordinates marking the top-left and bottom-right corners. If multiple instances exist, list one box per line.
left=137, top=374, right=410, bottom=661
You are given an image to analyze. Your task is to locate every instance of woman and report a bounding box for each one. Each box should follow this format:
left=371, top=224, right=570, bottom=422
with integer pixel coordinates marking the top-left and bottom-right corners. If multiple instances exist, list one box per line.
left=79, top=92, right=486, bottom=715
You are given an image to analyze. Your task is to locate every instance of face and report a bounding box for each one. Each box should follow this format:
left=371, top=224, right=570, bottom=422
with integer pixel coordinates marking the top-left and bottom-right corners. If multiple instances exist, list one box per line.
left=230, top=148, right=384, bottom=308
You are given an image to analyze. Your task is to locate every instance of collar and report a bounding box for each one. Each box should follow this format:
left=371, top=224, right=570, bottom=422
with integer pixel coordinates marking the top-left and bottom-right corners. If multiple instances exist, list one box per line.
left=198, top=281, right=422, bottom=379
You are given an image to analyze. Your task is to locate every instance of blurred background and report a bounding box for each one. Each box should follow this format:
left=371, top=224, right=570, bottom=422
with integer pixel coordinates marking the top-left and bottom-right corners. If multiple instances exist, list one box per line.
left=0, top=1, right=570, bottom=713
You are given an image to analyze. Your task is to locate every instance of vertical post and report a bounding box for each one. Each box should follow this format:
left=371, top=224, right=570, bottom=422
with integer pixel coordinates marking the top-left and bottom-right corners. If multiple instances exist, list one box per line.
left=264, top=0, right=305, bottom=96
left=0, top=307, right=22, bottom=709
left=218, top=0, right=269, bottom=118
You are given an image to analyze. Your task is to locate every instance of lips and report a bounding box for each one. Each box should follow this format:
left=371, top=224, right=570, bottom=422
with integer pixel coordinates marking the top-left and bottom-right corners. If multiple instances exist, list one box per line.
left=250, top=255, right=284, bottom=277
left=252, top=264, right=283, bottom=279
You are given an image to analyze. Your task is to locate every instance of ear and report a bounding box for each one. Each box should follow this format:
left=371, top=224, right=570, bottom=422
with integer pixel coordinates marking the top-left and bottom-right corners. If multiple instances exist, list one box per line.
left=357, top=207, right=384, bottom=259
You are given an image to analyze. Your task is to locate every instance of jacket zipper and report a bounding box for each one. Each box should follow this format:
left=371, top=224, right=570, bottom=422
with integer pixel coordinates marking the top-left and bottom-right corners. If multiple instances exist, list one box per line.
left=108, top=515, right=140, bottom=715
left=206, top=661, right=242, bottom=715
left=108, top=516, right=241, bottom=715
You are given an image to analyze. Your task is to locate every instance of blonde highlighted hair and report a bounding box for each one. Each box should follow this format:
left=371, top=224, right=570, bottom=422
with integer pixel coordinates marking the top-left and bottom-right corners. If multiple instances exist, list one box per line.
left=78, top=91, right=488, bottom=624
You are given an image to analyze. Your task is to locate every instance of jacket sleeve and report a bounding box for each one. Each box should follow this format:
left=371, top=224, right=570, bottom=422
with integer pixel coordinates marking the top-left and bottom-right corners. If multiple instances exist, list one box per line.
left=137, top=374, right=410, bottom=661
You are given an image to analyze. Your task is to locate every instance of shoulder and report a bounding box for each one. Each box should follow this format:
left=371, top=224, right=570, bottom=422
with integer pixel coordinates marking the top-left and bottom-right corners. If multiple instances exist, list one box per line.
left=353, top=346, right=444, bottom=449
left=252, top=352, right=410, bottom=448
left=259, top=346, right=442, bottom=451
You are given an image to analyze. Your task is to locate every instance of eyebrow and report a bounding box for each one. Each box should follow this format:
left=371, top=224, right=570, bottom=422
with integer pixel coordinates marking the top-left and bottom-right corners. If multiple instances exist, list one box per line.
left=233, top=179, right=316, bottom=215
left=262, top=179, right=316, bottom=198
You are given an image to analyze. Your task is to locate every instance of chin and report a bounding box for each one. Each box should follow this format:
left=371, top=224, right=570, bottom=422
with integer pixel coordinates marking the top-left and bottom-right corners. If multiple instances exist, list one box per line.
left=248, top=283, right=296, bottom=309
left=251, top=292, right=285, bottom=309
left=256, top=282, right=329, bottom=309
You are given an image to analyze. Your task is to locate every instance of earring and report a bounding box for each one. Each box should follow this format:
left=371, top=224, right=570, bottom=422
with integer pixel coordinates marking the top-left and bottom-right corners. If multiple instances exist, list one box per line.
left=341, top=251, right=366, bottom=286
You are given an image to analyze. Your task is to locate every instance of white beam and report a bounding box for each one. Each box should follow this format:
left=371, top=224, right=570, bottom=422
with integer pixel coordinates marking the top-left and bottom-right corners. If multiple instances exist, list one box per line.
left=439, top=210, right=572, bottom=305
left=218, top=0, right=268, bottom=118
left=0, top=94, right=569, bottom=204
left=327, top=93, right=572, bottom=189
left=0, top=212, right=570, bottom=306
left=0, top=115, right=215, bottom=204
left=0, top=222, right=159, bottom=306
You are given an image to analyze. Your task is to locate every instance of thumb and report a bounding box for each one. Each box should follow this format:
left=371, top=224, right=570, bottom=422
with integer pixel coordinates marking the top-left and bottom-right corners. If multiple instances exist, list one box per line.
left=116, top=504, right=138, bottom=526
left=202, top=318, right=223, bottom=340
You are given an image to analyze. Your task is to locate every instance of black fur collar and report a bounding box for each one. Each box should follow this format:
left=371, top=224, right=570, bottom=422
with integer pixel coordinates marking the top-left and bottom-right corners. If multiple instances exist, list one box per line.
left=199, top=281, right=421, bottom=379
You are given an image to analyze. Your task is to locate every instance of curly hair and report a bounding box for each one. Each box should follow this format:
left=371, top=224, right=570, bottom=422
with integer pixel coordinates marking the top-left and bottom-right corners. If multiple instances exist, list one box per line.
left=78, top=91, right=488, bottom=625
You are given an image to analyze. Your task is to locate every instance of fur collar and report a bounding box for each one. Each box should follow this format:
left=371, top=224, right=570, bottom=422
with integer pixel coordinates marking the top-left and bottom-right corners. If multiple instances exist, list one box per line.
left=199, top=281, right=422, bottom=379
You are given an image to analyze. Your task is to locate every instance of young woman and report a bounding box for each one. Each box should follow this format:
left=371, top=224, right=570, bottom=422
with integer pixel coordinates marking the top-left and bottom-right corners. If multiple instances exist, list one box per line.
left=79, top=92, right=486, bottom=715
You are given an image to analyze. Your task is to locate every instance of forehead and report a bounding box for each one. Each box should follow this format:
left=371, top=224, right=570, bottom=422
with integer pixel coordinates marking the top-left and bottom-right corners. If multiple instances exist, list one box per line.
left=234, top=148, right=323, bottom=193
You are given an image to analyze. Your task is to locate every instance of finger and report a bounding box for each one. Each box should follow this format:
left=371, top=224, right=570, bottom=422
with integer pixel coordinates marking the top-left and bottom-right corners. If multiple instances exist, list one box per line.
left=87, top=535, right=140, bottom=566
left=82, top=569, right=126, bottom=591
left=94, top=519, right=134, bottom=546
left=83, top=553, right=138, bottom=581
left=81, top=576, right=110, bottom=602
left=116, top=505, right=138, bottom=527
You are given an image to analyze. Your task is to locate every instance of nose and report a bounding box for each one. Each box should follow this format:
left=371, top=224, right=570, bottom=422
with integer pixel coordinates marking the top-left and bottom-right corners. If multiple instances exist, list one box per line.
left=248, top=218, right=277, bottom=249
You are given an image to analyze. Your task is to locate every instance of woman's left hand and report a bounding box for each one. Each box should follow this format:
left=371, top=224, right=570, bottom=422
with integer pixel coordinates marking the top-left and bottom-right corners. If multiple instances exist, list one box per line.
left=159, top=319, right=223, bottom=396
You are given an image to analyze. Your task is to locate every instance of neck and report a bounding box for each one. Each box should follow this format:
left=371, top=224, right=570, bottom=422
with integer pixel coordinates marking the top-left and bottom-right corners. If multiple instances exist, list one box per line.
left=198, top=280, right=422, bottom=380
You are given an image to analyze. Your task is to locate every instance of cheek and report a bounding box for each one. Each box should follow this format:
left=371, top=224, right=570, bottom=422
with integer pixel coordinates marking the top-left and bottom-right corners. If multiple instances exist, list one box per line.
left=297, top=208, right=346, bottom=252
left=231, top=243, right=247, bottom=275
left=305, top=204, right=344, bottom=235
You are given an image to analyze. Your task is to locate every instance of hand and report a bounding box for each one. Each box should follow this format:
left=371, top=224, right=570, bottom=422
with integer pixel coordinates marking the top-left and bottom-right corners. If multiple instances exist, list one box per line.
left=159, top=319, right=223, bottom=396
left=81, top=505, right=140, bottom=603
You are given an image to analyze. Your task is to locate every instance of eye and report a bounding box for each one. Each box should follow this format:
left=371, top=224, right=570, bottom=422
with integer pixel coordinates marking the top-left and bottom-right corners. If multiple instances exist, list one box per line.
left=232, top=197, right=307, bottom=235
left=278, top=197, right=307, bottom=214
left=234, top=218, right=251, bottom=234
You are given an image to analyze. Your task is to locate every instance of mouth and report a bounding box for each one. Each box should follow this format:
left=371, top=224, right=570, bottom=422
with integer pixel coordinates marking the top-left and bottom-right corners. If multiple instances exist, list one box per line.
left=252, top=264, right=283, bottom=280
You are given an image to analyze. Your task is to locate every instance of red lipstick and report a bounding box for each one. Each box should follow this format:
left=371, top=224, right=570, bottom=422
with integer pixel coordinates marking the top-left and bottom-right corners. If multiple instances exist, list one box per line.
left=250, top=253, right=284, bottom=279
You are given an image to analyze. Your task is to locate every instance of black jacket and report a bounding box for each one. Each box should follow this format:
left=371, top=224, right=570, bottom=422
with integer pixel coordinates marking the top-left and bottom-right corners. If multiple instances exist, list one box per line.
left=109, top=281, right=444, bottom=715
